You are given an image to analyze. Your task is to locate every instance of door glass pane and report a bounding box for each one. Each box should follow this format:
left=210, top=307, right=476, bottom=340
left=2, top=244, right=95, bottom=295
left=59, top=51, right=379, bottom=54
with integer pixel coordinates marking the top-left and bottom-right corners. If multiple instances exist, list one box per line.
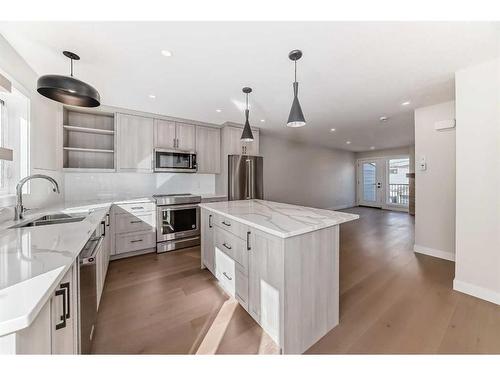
left=362, top=162, right=377, bottom=202
left=388, top=158, right=410, bottom=205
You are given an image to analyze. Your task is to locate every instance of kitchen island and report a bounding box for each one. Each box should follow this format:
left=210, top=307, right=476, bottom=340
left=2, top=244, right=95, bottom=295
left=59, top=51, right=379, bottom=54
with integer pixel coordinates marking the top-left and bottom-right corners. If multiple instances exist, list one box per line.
left=199, top=199, right=358, bottom=354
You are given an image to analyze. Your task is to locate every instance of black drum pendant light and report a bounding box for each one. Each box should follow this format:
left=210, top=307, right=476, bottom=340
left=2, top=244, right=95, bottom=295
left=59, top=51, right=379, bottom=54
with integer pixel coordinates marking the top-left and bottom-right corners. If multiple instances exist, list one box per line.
left=240, top=87, right=254, bottom=142
left=287, top=49, right=306, bottom=127
left=37, top=51, right=100, bottom=107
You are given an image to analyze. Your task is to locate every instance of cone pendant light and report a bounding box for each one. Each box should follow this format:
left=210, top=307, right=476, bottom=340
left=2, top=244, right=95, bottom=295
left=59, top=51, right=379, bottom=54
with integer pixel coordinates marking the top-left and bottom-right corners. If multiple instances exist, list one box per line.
left=287, top=50, right=306, bottom=127
left=241, top=87, right=254, bottom=141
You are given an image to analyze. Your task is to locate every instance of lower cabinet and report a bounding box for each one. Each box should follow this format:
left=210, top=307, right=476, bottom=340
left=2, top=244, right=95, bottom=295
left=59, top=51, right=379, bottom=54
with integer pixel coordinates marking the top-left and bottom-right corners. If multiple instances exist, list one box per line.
left=51, top=262, right=78, bottom=354
left=201, top=210, right=215, bottom=273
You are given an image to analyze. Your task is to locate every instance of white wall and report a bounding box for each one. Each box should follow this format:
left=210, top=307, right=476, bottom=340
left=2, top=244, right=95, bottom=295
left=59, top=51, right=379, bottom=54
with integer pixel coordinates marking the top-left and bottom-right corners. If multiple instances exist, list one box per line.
left=64, top=172, right=215, bottom=202
left=260, top=134, right=356, bottom=209
left=414, top=101, right=456, bottom=261
left=454, top=58, right=500, bottom=304
left=0, top=34, right=63, bottom=210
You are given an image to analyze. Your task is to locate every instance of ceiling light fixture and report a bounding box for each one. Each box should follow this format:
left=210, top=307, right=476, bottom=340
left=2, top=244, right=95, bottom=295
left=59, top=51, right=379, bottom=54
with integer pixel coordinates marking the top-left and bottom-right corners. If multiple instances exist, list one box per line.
left=401, top=101, right=411, bottom=106
left=149, top=94, right=156, bottom=99
left=37, top=51, right=100, bottom=107
left=379, top=116, right=389, bottom=122
left=346, top=141, right=351, bottom=144
left=216, top=109, right=222, bottom=113
left=286, top=49, right=306, bottom=127
left=161, top=50, right=173, bottom=57
left=330, top=128, right=336, bottom=132
left=260, top=119, right=265, bottom=123
left=370, top=146, right=375, bottom=150
left=240, top=87, right=254, bottom=142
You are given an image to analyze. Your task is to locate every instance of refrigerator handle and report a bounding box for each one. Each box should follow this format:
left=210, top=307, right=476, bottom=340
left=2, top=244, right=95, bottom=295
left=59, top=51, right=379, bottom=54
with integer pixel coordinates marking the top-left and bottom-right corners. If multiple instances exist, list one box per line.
left=246, top=158, right=254, bottom=200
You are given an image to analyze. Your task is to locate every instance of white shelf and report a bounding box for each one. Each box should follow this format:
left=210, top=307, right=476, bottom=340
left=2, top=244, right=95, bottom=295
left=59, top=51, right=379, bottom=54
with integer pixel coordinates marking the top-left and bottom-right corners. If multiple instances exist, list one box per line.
left=64, top=125, right=115, bottom=135
left=63, top=147, right=114, bottom=154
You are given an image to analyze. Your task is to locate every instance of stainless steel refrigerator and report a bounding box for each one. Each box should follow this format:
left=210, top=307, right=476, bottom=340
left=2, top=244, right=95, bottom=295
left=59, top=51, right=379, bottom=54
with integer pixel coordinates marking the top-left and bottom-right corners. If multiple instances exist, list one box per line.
left=228, top=155, right=263, bottom=200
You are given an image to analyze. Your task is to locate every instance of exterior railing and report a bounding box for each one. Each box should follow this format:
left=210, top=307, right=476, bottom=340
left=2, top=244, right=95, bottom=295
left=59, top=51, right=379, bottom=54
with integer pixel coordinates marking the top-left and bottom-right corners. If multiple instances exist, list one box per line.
left=389, top=183, right=409, bottom=205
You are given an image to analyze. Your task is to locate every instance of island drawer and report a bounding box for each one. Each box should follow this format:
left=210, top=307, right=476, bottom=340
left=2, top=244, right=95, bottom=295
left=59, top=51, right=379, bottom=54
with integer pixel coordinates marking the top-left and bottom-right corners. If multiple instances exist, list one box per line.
left=115, top=212, right=155, bottom=234
left=213, top=213, right=248, bottom=240
left=215, top=247, right=235, bottom=297
left=115, top=231, right=156, bottom=254
left=215, top=226, right=248, bottom=271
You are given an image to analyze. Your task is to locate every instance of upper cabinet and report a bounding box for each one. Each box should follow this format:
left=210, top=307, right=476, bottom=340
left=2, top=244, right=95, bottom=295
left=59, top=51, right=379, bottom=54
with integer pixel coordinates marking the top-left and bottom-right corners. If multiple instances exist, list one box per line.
left=196, top=126, right=221, bottom=174
left=154, top=120, right=196, bottom=151
left=223, top=126, right=260, bottom=156
left=116, top=113, right=154, bottom=172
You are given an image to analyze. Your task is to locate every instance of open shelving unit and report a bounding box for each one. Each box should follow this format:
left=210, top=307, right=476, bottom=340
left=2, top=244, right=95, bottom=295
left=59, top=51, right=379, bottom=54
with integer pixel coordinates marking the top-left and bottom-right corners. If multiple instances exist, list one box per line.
left=63, top=108, right=116, bottom=171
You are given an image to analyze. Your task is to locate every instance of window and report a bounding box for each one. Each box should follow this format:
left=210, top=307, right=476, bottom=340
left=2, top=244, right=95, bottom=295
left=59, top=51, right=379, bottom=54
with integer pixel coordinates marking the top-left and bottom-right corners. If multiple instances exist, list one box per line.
left=387, top=157, right=410, bottom=206
left=0, top=84, right=30, bottom=199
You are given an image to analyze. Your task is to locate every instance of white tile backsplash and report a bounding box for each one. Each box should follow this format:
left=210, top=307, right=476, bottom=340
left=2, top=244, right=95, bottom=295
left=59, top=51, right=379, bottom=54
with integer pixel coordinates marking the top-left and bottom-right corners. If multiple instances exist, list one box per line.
left=64, top=172, right=215, bottom=202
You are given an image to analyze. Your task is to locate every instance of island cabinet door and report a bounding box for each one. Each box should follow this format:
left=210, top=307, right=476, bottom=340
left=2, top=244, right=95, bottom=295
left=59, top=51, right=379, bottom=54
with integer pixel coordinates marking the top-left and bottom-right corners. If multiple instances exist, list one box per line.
left=247, top=229, right=284, bottom=347
left=51, top=262, right=78, bottom=354
left=201, top=210, right=215, bottom=274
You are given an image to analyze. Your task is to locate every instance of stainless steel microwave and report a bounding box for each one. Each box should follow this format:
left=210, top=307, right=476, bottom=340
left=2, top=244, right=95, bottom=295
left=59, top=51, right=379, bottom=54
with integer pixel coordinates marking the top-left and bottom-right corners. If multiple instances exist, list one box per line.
left=153, top=148, right=197, bottom=173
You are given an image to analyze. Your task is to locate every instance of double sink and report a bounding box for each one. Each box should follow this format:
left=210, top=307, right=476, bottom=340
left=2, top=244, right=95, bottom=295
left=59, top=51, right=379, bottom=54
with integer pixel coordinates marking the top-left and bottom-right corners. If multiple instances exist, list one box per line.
left=10, top=213, right=86, bottom=229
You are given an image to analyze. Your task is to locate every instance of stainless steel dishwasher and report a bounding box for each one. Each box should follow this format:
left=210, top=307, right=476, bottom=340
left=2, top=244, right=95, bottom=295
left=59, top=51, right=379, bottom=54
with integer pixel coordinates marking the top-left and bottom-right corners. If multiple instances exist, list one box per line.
left=78, top=227, right=103, bottom=354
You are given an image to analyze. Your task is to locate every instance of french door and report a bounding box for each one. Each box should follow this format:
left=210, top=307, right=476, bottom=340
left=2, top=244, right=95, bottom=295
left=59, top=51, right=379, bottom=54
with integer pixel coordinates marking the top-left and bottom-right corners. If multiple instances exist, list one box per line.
left=357, top=156, right=410, bottom=211
left=357, top=159, right=385, bottom=208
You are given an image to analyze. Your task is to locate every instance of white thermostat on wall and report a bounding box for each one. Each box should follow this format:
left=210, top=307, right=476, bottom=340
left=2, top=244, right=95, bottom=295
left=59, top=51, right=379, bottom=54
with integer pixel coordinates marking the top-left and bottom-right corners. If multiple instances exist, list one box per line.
left=434, top=119, right=456, bottom=131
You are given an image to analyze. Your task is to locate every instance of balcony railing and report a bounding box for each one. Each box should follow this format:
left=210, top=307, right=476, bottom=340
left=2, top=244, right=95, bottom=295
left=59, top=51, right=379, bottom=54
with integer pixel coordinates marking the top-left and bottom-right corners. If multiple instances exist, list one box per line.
left=389, top=183, right=409, bottom=205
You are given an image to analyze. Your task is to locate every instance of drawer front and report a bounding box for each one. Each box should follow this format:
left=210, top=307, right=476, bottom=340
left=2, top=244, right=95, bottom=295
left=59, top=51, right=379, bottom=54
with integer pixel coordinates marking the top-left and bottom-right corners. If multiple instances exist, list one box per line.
left=235, top=264, right=248, bottom=311
left=114, top=202, right=155, bottom=215
left=213, top=213, right=247, bottom=240
left=115, top=232, right=156, bottom=254
left=215, top=248, right=235, bottom=296
left=215, top=226, right=248, bottom=272
left=115, top=212, right=155, bottom=234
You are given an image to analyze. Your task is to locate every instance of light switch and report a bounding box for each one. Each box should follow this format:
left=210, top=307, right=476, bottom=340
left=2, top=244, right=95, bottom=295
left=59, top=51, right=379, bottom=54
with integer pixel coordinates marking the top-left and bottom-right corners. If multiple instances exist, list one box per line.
left=419, top=156, right=427, bottom=171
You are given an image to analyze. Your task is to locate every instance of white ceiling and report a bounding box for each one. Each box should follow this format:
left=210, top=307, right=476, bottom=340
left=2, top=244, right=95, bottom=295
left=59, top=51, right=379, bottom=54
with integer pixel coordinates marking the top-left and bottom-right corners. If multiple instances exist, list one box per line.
left=0, top=22, right=498, bottom=151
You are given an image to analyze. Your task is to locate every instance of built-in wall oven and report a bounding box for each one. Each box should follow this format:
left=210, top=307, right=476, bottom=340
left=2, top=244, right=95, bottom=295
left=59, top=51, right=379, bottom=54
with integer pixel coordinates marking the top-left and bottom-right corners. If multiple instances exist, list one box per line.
left=154, top=148, right=197, bottom=173
left=154, top=194, right=201, bottom=253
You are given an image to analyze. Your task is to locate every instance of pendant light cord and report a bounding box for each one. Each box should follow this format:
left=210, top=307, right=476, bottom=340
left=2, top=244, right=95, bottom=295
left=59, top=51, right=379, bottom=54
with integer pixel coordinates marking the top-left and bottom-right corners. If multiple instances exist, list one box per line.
left=294, top=60, right=297, bottom=83
left=70, top=58, right=74, bottom=77
left=246, top=93, right=249, bottom=110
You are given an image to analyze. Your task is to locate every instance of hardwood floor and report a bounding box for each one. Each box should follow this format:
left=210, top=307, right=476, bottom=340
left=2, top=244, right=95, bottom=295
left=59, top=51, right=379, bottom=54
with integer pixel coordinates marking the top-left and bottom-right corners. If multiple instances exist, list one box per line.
left=92, top=207, right=500, bottom=354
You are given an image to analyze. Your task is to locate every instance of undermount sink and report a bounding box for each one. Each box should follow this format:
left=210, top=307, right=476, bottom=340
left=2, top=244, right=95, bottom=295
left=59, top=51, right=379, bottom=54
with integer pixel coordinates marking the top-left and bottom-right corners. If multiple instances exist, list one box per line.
left=10, top=213, right=86, bottom=228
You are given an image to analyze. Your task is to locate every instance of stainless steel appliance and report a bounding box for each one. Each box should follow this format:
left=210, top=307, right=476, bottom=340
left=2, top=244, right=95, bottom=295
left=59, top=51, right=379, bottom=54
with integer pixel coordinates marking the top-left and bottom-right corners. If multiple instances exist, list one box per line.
left=77, top=222, right=104, bottom=354
left=154, top=148, right=197, bottom=173
left=154, top=193, right=201, bottom=253
left=228, top=155, right=263, bottom=200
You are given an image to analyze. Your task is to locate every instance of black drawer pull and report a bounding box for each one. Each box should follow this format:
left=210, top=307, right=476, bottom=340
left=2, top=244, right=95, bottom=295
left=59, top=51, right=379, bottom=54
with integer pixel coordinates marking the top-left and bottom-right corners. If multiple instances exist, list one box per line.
left=246, top=231, right=251, bottom=251
left=223, top=272, right=232, bottom=281
left=60, top=282, right=70, bottom=319
left=130, top=220, right=142, bottom=224
left=131, top=206, right=144, bottom=210
left=130, top=239, right=144, bottom=243
left=55, top=288, right=67, bottom=330
left=222, top=243, right=232, bottom=250
left=208, top=214, right=213, bottom=228
left=222, top=221, right=231, bottom=227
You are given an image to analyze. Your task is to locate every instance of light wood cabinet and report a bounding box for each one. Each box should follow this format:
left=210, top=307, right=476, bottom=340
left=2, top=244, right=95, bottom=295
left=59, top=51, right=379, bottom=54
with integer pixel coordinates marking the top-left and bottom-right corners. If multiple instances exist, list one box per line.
left=154, top=119, right=176, bottom=149
left=51, top=263, right=78, bottom=354
left=196, top=126, right=221, bottom=174
left=116, top=113, right=154, bottom=172
left=224, top=126, right=260, bottom=156
left=154, top=120, right=196, bottom=151
left=201, top=209, right=215, bottom=274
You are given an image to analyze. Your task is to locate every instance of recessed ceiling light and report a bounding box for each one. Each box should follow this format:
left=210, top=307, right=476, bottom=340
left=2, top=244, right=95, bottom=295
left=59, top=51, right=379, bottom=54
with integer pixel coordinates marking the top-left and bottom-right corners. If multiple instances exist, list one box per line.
left=260, top=119, right=265, bottom=122
left=401, top=100, right=411, bottom=106
left=215, top=109, right=222, bottom=113
left=330, top=128, right=336, bottom=132
left=379, top=116, right=388, bottom=122
left=346, top=141, right=351, bottom=145
left=148, top=94, right=156, bottom=99
left=370, top=146, right=375, bottom=150
left=161, top=50, right=173, bottom=57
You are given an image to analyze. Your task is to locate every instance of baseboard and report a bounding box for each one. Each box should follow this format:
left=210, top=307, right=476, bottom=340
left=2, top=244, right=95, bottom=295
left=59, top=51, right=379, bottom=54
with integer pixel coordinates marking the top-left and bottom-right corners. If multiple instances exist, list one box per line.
left=328, top=203, right=356, bottom=211
left=413, top=244, right=455, bottom=262
left=453, top=279, right=500, bottom=305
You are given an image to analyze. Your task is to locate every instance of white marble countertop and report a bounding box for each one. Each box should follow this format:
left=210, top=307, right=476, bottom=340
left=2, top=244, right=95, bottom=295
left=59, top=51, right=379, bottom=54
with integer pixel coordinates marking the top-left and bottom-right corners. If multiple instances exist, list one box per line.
left=0, top=196, right=153, bottom=337
left=199, top=199, right=359, bottom=238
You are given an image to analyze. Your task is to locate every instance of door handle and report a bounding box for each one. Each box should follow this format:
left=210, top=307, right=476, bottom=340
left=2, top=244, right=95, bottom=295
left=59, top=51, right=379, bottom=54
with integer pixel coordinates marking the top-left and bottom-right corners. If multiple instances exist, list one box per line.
left=60, top=282, right=70, bottom=319
left=55, top=288, right=67, bottom=330
left=246, top=231, right=251, bottom=251
left=208, top=214, right=212, bottom=228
